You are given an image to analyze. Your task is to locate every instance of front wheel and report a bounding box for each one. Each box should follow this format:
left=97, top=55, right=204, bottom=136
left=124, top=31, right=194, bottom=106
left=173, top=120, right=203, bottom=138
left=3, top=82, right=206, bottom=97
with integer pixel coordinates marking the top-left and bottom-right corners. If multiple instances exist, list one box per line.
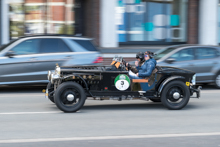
left=54, top=82, right=86, bottom=112
left=47, top=82, right=54, bottom=103
left=161, top=80, right=190, bottom=110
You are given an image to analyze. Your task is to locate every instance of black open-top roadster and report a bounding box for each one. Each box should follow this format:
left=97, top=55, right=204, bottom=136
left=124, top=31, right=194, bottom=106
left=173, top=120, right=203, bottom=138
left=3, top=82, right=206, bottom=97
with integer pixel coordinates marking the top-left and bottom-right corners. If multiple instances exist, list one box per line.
left=46, top=57, right=201, bottom=112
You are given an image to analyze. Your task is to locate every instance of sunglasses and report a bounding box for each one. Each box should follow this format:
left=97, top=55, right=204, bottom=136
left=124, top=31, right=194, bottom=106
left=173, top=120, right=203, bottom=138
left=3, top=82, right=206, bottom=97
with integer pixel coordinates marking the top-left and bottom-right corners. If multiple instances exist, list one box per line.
left=145, top=54, right=148, bottom=57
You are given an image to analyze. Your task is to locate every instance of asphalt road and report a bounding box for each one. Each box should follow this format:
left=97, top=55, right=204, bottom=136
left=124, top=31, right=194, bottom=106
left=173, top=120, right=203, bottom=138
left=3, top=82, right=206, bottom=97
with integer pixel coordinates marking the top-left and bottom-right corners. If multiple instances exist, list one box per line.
left=0, top=86, right=220, bottom=147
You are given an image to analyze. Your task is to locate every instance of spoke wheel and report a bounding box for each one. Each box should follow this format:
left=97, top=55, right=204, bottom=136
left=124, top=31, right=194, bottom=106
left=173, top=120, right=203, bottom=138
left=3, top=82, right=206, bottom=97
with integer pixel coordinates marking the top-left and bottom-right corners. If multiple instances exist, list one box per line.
left=161, top=80, right=190, bottom=110
left=54, top=82, right=86, bottom=112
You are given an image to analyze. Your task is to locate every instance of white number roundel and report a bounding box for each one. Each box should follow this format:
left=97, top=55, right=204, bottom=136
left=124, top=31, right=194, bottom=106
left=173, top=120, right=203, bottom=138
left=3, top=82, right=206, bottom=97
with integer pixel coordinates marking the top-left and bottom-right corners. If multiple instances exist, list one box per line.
left=114, top=74, right=130, bottom=91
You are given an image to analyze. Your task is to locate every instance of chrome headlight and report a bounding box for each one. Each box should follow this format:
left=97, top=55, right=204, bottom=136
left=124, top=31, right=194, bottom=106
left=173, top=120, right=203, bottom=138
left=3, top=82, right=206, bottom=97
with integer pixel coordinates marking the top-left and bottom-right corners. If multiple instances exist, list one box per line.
left=50, top=65, right=61, bottom=84
left=47, top=71, right=51, bottom=81
left=51, top=73, right=60, bottom=84
left=192, top=74, right=196, bottom=85
left=55, top=66, right=61, bottom=76
left=50, top=73, right=54, bottom=84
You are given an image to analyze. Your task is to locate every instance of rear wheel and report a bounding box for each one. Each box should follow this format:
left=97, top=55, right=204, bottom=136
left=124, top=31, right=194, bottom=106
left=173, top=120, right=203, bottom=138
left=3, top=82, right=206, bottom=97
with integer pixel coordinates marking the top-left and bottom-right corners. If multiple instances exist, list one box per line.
left=214, top=72, right=220, bottom=89
left=161, top=80, right=190, bottom=110
left=54, top=82, right=86, bottom=112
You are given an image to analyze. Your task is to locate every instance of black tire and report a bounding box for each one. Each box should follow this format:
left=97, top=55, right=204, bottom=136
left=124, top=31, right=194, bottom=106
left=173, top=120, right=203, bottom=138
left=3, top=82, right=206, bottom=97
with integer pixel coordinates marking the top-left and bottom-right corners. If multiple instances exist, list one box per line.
left=161, top=80, right=190, bottom=110
left=149, top=99, right=161, bottom=102
left=214, top=72, right=220, bottom=89
left=54, top=82, right=86, bottom=112
left=47, top=82, right=55, bottom=103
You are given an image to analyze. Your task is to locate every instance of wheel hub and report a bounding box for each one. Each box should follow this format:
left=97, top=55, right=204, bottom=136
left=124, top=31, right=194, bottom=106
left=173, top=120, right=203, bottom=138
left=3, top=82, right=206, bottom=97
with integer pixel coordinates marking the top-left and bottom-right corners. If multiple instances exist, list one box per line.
left=173, top=92, right=180, bottom=99
left=167, top=88, right=181, bottom=102
left=67, top=94, right=75, bottom=101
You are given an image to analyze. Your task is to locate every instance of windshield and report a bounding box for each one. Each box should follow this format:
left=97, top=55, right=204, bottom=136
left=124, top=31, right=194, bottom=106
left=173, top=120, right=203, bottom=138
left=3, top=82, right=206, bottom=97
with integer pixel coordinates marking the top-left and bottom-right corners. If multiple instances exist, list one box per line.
left=0, top=39, right=18, bottom=52
left=154, top=47, right=177, bottom=60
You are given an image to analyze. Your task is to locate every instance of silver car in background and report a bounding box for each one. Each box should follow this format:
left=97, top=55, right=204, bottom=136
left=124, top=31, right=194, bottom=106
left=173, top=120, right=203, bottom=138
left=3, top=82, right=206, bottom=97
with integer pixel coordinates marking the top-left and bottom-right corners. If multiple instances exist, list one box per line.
left=155, top=45, right=220, bottom=88
left=0, top=35, right=101, bottom=85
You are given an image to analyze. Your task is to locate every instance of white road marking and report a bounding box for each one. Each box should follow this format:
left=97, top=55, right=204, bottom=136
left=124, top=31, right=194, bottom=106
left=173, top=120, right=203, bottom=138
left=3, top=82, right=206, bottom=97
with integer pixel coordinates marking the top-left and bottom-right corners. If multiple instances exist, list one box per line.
left=0, top=94, right=43, bottom=97
left=0, top=132, right=220, bottom=143
left=0, top=111, right=61, bottom=115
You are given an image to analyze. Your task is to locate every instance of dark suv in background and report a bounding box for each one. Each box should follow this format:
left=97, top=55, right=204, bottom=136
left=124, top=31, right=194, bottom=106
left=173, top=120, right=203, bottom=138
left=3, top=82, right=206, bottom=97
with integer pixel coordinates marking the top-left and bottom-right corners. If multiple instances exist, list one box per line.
left=154, top=45, right=220, bottom=88
left=0, top=35, right=101, bottom=85
left=129, top=44, right=220, bottom=88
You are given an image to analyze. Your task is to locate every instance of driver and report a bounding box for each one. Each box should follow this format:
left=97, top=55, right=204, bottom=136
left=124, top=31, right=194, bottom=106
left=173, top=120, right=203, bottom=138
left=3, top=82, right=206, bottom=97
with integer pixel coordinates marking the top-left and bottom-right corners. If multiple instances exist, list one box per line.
left=124, top=52, right=145, bottom=74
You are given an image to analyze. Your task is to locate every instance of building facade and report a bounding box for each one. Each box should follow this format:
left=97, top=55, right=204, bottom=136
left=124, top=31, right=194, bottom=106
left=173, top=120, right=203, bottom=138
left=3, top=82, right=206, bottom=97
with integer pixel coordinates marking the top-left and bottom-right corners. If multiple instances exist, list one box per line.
left=3, top=0, right=74, bottom=41
left=0, top=0, right=219, bottom=47
left=98, top=0, right=219, bottom=47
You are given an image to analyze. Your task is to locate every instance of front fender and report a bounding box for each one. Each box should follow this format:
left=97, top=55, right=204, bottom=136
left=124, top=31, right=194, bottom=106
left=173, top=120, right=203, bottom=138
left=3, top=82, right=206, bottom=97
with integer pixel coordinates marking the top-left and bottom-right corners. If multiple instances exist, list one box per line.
left=62, top=74, right=94, bottom=97
left=62, top=74, right=89, bottom=90
left=158, top=76, right=185, bottom=95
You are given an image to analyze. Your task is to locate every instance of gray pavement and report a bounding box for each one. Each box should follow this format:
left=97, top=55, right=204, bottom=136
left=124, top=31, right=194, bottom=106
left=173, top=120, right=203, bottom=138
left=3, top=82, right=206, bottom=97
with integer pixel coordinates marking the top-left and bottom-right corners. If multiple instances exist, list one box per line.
left=1, top=136, right=220, bottom=147
left=0, top=87, right=220, bottom=146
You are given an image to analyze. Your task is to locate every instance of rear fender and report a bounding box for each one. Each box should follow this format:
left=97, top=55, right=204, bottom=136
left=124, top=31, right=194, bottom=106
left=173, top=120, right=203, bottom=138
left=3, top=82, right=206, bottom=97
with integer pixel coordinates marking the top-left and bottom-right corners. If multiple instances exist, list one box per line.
left=158, top=76, right=185, bottom=96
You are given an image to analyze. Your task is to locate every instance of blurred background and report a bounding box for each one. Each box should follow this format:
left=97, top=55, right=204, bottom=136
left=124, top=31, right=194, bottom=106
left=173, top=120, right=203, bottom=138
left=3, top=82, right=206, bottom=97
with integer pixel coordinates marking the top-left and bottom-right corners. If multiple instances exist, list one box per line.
left=0, top=0, right=209, bottom=43
left=0, top=0, right=217, bottom=44
left=0, top=0, right=218, bottom=61
left=0, top=0, right=220, bottom=87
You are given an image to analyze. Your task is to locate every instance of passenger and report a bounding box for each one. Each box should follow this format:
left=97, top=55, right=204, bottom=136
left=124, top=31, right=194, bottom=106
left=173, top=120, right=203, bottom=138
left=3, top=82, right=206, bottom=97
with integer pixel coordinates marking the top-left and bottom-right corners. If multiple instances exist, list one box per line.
left=136, top=51, right=157, bottom=78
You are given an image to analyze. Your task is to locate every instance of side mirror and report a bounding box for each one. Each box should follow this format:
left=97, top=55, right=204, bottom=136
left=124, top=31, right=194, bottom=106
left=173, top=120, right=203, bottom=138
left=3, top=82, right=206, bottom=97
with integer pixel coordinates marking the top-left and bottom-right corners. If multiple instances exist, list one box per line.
left=165, top=58, right=176, bottom=64
left=5, top=51, right=16, bottom=58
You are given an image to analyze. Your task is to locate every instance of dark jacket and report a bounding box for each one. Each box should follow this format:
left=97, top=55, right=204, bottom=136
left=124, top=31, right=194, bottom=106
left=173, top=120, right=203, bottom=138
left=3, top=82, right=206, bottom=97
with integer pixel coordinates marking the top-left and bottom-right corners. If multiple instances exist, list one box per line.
left=136, top=58, right=157, bottom=78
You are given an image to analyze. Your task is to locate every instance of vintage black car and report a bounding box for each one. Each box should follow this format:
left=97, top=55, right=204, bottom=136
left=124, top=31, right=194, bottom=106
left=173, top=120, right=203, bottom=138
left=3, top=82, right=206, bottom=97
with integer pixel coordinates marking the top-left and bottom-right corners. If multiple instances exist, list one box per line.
left=45, top=57, right=201, bottom=112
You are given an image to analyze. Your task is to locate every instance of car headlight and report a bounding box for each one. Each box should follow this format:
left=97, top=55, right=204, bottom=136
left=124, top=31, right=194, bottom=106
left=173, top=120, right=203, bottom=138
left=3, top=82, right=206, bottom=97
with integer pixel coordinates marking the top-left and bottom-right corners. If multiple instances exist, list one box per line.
left=50, top=73, right=61, bottom=84
left=55, top=66, right=61, bottom=76
left=47, top=71, right=51, bottom=81
left=50, top=73, right=54, bottom=84
left=192, top=74, right=196, bottom=85
left=50, top=65, right=61, bottom=84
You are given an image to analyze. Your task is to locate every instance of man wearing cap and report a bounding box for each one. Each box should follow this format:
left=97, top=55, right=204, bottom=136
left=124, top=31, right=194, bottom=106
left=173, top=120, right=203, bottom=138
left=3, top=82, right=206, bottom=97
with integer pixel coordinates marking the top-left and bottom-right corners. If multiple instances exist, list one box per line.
left=136, top=51, right=157, bottom=78
left=124, top=52, right=145, bottom=76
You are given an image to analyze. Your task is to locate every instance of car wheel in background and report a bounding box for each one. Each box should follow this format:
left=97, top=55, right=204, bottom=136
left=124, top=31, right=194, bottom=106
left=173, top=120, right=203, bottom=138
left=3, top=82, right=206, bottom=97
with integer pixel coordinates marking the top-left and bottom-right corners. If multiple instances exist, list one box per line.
left=161, top=80, right=190, bottom=110
left=47, top=82, right=55, bottom=103
left=54, top=82, right=86, bottom=113
left=214, top=72, right=220, bottom=89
